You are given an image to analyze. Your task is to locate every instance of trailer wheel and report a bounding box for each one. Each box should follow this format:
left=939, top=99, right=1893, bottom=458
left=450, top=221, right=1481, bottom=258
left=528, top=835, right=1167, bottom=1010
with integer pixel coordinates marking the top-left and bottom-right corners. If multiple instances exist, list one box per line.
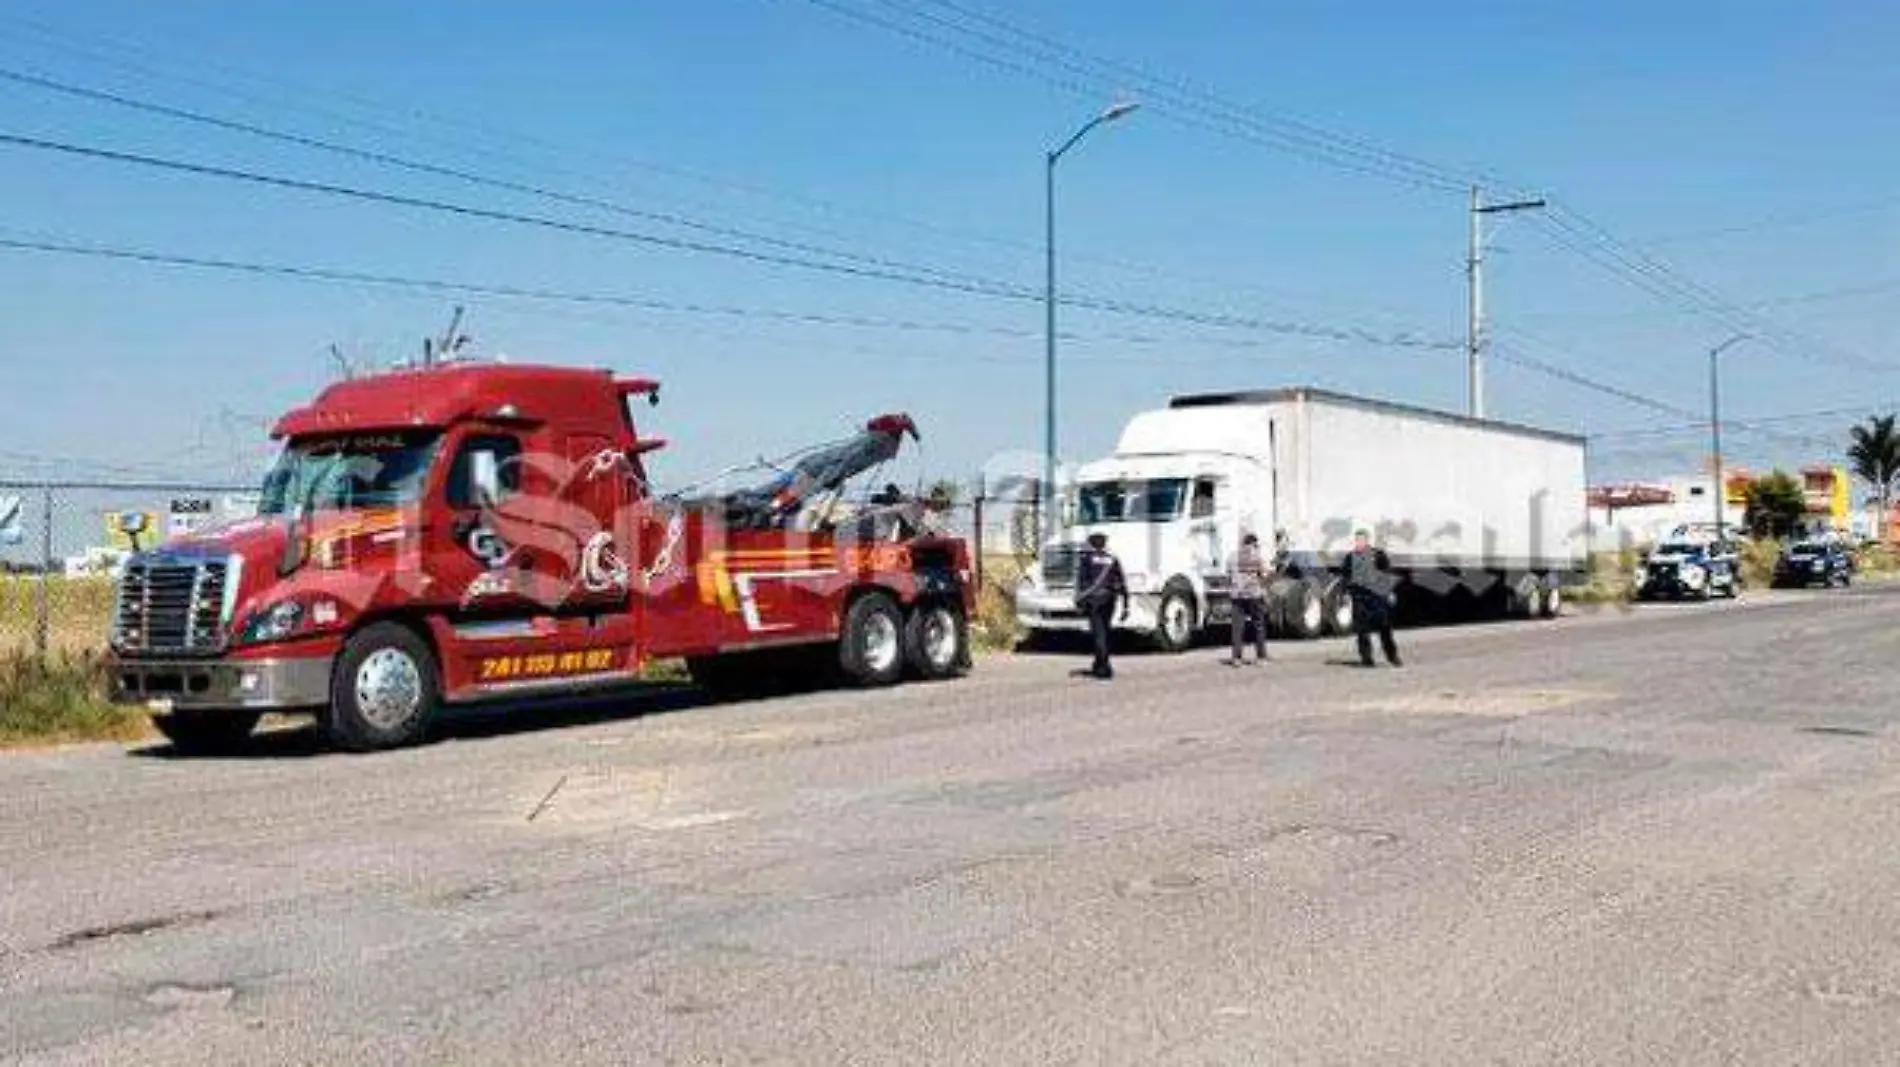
left=1152, top=583, right=1197, bottom=653
left=839, top=592, right=905, bottom=687
left=325, top=622, right=438, bottom=752
left=1320, top=579, right=1354, bottom=636
left=1541, top=579, right=1564, bottom=618
left=152, top=710, right=260, bottom=756
left=905, top=602, right=968, bottom=680
left=1278, top=580, right=1325, bottom=640
left=1507, top=574, right=1542, bottom=619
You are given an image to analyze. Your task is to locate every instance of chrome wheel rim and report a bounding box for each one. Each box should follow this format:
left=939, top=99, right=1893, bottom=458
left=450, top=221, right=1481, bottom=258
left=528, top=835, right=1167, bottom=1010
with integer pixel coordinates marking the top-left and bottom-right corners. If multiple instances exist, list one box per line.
left=864, top=612, right=900, bottom=674
left=1545, top=586, right=1562, bottom=615
left=355, top=648, right=423, bottom=729
left=1302, top=596, right=1323, bottom=634
left=922, top=608, right=958, bottom=667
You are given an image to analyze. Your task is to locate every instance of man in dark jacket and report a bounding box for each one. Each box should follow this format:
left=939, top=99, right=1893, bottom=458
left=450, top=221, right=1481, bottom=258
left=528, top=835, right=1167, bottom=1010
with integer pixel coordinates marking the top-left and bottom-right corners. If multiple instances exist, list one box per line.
left=1074, top=532, right=1129, bottom=679
left=1342, top=528, right=1402, bottom=667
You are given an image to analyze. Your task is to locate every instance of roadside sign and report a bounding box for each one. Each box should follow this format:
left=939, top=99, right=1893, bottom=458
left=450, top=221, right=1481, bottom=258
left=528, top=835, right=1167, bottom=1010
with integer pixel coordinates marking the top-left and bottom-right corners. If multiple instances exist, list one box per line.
left=0, top=495, right=21, bottom=546
left=168, top=497, right=215, bottom=538
left=105, top=510, right=160, bottom=551
left=221, top=493, right=261, bottom=520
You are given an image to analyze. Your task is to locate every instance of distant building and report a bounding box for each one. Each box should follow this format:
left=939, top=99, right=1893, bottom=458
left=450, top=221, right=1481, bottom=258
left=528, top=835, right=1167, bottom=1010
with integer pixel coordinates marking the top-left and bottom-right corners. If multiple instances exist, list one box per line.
left=1588, top=464, right=1851, bottom=547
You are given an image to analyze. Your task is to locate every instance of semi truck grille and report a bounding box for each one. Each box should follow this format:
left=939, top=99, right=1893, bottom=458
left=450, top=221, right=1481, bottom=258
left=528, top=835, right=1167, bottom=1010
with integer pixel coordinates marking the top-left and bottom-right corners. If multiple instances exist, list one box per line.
left=115, top=558, right=229, bottom=655
left=1040, top=545, right=1079, bottom=588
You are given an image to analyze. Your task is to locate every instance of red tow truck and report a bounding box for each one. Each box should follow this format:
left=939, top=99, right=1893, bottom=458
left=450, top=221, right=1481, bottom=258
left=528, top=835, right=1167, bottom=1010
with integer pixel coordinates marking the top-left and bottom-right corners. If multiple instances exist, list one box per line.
left=107, top=362, right=975, bottom=752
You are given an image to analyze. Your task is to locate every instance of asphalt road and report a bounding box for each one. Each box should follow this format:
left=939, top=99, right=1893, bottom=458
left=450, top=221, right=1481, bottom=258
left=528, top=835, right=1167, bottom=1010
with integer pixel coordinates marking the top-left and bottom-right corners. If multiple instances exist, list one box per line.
left=4, top=588, right=1899, bottom=1065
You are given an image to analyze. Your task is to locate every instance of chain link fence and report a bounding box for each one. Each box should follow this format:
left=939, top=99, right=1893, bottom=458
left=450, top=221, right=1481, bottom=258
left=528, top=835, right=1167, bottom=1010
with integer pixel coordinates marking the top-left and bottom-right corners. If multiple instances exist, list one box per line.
left=0, top=480, right=255, bottom=658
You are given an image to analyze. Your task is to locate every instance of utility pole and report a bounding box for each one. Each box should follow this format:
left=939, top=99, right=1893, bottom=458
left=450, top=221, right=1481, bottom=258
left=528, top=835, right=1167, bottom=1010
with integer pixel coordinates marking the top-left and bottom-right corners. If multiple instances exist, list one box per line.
left=1708, top=334, right=1751, bottom=544
left=1466, top=186, right=1546, bottom=419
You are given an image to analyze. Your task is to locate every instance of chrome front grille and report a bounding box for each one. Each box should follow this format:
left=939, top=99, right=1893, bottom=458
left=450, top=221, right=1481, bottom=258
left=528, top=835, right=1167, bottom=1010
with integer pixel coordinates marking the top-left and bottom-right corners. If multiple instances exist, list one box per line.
left=114, top=558, right=229, bottom=655
left=1040, top=545, right=1079, bottom=588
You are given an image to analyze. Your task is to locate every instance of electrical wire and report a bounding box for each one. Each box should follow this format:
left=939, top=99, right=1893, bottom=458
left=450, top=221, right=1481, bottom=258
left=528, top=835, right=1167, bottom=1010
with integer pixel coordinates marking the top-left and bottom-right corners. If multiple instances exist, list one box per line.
left=0, top=233, right=1459, bottom=354
left=0, top=129, right=1461, bottom=349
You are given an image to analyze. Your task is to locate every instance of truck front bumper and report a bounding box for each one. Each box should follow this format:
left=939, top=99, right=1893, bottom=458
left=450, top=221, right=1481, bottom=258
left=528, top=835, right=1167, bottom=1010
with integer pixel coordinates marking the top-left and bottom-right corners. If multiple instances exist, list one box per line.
left=1014, top=587, right=1162, bottom=634
left=110, top=655, right=334, bottom=712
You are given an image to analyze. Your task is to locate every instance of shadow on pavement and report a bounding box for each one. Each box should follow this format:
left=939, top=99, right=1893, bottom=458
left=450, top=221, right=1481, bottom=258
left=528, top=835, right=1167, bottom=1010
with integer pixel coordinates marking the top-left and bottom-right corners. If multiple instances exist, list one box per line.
left=126, top=682, right=717, bottom=761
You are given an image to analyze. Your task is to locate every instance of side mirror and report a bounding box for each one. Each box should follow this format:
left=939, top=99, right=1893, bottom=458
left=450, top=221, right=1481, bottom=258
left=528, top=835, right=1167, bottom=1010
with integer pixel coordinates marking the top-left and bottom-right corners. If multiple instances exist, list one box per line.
left=470, top=450, right=501, bottom=508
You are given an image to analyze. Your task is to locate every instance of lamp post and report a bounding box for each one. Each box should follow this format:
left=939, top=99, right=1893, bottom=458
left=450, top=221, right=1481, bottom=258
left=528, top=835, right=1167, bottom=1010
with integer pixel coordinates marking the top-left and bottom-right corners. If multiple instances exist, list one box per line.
left=1708, top=333, right=1751, bottom=543
left=1043, top=101, right=1138, bottom=540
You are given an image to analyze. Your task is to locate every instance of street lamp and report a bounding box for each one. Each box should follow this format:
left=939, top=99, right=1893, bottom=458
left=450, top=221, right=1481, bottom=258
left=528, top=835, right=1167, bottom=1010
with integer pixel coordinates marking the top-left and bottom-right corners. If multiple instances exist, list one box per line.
left=1708, top=333, right=1751, bottom=543
left=1043, top=101, right=1138, bottom=539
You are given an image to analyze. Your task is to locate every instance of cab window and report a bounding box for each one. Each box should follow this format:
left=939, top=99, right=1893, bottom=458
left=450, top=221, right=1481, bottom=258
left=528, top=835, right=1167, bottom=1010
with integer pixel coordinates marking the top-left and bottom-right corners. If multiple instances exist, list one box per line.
left=1190, top=478, right=1217, bottom=519
left=448, top=435, right=523, bottom=508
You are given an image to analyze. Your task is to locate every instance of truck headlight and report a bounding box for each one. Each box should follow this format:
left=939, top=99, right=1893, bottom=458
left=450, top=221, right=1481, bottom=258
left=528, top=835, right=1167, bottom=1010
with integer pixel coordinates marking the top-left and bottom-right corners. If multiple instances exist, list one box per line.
left=240, top=601, right=305, bottom=644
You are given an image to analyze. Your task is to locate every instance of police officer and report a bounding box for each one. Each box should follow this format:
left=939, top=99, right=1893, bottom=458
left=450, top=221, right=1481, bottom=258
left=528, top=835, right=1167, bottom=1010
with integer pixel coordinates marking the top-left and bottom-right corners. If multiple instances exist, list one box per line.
left=1074, top=531, right=1129, bottom=679
left=1341, top=527, right=1402, bottom=667
left=1226, top=531, right=1269, bottom=666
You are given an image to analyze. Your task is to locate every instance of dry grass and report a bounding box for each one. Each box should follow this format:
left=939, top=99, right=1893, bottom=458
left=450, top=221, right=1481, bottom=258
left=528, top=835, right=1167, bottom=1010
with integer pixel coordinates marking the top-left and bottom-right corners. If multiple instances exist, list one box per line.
left=972, top=553, right=1028, bottom=653
left=1855, top=543, right=1900, bottom=578
left=0, top=575, right=114, bottom=656
left=1736, top=539, right=1782, bottom=589
left=0, top=649, right=146, bottom=747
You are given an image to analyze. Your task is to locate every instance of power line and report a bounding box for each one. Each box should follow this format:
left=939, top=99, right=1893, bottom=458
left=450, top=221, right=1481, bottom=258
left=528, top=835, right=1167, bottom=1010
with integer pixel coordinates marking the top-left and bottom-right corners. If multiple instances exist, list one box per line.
left=1532, top=206, right=1898, bottom=374
left=0, top=234, right=1458, bottom=359
left=0, top=15, right=1425, bottom=323
left=1640, top=195, right=1900, bottom=247
left=0, top=131, right=1460, bottom=350
left=0, top=65, right=1006, bottom=288
left=1592, top=402, right=1900, bottom=442
left=799, top=0, right=1474, bottom=194
left=0, top=130, right=1037, bottom=299
left=1493, top=338, right=1841, bottom=452
left=899, top=0, right=1484, bottom=190
left=795, top=0, right=1890, bottom=382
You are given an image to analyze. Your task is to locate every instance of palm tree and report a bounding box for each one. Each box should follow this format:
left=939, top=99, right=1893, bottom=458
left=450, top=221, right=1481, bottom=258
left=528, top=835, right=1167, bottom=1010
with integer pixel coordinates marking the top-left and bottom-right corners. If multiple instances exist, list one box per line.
left=1848, top=414, right=1900, bottom=543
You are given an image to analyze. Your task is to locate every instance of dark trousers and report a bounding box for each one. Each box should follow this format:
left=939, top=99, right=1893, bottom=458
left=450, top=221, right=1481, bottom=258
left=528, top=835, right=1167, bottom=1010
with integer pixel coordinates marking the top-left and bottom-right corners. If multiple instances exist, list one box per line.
left=1352, top=596, right=1400, bottom=665
left=1230, top=597, right=1267, bottom=660
left=1086, top=601, right=1115, bottom=677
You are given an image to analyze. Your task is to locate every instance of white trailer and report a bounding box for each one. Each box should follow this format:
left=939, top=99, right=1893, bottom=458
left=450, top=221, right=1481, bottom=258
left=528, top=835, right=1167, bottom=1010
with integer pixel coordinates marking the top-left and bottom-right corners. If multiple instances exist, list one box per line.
left=1014, top=387, right=1588, bottom=649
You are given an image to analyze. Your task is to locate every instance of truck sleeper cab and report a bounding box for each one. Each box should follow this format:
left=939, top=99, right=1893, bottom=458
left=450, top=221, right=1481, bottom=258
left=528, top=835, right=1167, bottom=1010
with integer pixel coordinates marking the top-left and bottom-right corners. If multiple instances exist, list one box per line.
left=109, top=363, right=974, bottom=753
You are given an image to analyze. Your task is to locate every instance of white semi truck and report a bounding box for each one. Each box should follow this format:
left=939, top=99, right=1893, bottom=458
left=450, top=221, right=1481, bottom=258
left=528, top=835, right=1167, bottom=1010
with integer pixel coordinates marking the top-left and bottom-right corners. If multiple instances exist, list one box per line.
left=1015, top=387, right=1588, bottom=650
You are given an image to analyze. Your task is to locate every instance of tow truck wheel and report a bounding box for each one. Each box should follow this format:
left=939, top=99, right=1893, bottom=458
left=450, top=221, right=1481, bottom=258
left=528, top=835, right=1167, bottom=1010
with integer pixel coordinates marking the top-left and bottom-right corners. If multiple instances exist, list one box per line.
left=325, top=623, right=438, bottom=752
left=905, top=602, right=968, bottom=680
left=152, top=710, right=260, bottom=755
left=839, top=592, right=905, bottom=687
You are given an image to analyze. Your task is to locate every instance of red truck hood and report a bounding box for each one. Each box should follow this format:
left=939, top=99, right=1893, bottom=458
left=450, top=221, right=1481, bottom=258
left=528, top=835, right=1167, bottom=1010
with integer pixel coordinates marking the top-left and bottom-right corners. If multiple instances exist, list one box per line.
left=156, top=508, right=418, bottom=625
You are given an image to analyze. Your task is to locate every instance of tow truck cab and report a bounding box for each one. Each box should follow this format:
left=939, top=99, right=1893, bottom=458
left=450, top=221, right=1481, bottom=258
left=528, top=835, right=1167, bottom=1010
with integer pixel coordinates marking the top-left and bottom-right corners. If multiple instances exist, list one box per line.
left=109, top=363, right=974, bottom=753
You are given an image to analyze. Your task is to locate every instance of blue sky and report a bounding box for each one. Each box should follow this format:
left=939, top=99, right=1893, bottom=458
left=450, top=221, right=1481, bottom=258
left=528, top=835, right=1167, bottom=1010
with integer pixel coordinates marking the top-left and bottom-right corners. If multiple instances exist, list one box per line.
left=1, top=0, right=1896, bottom=493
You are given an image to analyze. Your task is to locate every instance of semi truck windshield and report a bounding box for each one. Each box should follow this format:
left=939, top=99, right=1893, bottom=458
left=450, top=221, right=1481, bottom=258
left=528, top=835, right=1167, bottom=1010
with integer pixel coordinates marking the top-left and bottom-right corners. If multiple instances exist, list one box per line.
left=259, top=433, right=443, bottom=515
left=1076, top=479, right=1187, bottom=524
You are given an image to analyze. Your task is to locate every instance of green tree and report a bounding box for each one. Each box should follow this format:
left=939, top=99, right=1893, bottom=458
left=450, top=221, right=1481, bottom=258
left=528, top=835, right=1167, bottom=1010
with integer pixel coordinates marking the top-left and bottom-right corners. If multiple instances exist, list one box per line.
left=1743, top=471, right=1807, bottom=540
left=1848, top=413, right=1900, bottom=541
